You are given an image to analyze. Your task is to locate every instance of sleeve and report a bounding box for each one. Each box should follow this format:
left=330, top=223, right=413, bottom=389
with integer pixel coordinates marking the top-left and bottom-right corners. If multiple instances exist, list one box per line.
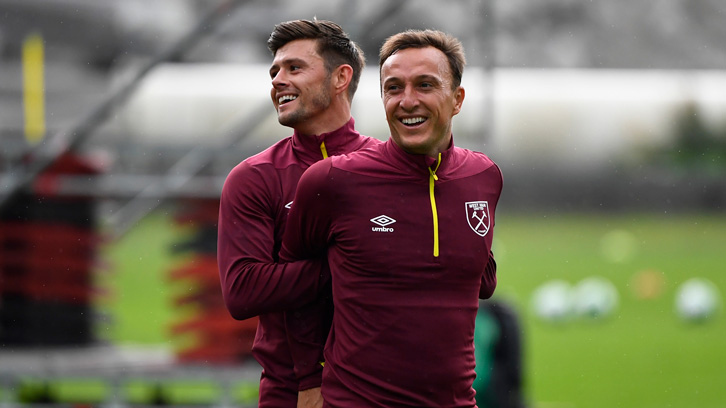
left=285, top=281, right=333, bottom=390
left=279, top=159, right=335, bottom=262
left=217, top=161, right=328, bottom=320
left=480, top=161, right=503, bottom=299
left=479, top=251, right=497, bottom=299
left=279, top=160, right=337, bottom=390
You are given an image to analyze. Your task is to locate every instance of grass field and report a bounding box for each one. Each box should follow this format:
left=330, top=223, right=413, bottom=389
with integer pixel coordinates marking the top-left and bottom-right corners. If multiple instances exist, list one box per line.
left=493, top=212, right=726, bottom=408
left=98, top=209, right=726, bottom=408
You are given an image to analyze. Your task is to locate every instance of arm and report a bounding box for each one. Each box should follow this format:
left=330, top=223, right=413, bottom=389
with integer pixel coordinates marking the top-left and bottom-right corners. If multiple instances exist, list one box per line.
left=480, top=251, right=497, bottom=299
left=285, top=279, right=333, bottom=391
left=279, top=160, right=335, bottom=263
left=217, top=162, right=328, bottom=320
left=279, top=160, right=336, bottom=392
left=480, top=162, right=503, bottom=300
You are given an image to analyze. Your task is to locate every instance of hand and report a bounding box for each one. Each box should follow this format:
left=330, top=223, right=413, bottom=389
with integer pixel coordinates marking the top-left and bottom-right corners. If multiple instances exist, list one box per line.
left=297, top=387, right=323, bottom=408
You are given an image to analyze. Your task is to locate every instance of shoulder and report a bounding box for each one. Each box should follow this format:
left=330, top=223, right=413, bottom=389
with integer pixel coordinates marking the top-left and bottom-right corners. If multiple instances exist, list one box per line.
left=329, top=141, right=390, bottom=174
left=224, top=136, right=297, bottom=184
left=293, top=159, right=336, bottom=204
left=331, top=134, right=385, bottom=168
left=300, top=158, right=335, bottom=184
left=360, top=135, right=385, bottom=149
left=244, top=136, right=295, bottom=168
left=457, top=147, right=497, bottom=168
left=222, top=137, right=293, bottom=197
left=454, top=147, right=502, bottom=180
left=298, top=145, right=387, bottom=192
left=439, top=147, right=503, bottom=194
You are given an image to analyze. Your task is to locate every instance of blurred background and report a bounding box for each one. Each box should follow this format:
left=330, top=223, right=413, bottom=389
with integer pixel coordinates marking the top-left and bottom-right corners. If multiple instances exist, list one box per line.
left=0, top=0, right=724, bottom=407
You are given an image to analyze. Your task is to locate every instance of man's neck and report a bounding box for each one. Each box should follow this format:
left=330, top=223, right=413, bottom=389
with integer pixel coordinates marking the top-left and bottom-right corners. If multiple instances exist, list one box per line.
left=296, top=116, right=351, bottom=137
left=295, top=97, right=352, bottom=136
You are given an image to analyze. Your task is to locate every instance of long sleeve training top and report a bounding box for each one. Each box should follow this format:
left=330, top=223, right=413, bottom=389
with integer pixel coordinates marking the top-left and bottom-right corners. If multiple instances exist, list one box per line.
left=217, top=118, right=380, bottom=407
left=281, top=138, right=503, bottom=407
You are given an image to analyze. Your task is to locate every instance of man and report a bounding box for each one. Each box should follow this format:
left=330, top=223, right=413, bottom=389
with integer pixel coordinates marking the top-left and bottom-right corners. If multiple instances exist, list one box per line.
left=281, top=29, right=502, bottom=407
left=217, top=19, right=378, bottom=408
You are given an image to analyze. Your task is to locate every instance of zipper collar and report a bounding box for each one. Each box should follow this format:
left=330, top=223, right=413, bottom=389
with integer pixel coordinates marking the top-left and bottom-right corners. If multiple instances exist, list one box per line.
left=291, top=118, right=360, bottom=165
left=385, top=137, right=455, bottom=179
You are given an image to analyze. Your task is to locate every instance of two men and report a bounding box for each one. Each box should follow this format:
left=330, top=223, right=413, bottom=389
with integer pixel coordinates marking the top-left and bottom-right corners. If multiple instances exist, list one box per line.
left=281, top=30, right=502, bottom=407
left=217, top=20, right=377, bottom=407
left=219, top=19, right=503, bottom=407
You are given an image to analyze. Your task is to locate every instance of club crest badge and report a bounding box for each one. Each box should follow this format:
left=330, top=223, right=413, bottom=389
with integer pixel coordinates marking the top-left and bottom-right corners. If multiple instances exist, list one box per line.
left=466, top=201, right=490, bottom=237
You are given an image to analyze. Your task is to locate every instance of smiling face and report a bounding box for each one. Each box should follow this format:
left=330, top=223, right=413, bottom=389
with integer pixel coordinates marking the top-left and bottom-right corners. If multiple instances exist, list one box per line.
left=380, top=46, right=465, bottom=158
left=269, top=39, right=333, bottom=132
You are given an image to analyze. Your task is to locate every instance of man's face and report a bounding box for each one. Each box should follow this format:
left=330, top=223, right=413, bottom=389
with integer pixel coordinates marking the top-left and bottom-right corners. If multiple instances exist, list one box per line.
left=381, top=46, right=464, bottom=157
left=269, top=39, right=332, bottom=129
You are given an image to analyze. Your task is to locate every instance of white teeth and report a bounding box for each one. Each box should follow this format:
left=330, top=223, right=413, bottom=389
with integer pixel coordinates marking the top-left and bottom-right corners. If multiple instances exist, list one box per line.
left=402, top=117, right=426, bottom=125
left=278, top=95, right=297, bottom=104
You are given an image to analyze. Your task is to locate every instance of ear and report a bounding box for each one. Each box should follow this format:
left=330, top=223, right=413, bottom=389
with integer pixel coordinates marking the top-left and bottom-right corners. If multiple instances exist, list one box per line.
left=333, top=64, right=354, bottom=96
left=452, top=86, right=465, bottom=116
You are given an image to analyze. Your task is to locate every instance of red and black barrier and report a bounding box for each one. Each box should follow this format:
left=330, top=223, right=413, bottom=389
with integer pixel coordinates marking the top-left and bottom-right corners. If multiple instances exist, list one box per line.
left=0, top=152, right=104, bottom=346
left=168, top=198, right=257, bottom=363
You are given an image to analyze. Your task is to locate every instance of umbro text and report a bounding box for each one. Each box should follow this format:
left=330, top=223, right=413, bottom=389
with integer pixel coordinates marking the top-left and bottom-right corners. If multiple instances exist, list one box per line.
left=372, top=226, right=394, bottom=233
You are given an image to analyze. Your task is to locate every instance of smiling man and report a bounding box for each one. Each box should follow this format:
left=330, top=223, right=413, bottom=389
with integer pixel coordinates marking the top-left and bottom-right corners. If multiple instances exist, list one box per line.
left=217, top=19, right=379, bottom=408
left=281, top=30, right=503, bottom=407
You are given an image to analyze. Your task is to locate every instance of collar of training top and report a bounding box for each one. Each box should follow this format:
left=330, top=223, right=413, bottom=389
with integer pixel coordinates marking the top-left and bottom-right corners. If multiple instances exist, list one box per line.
left=291, top=118, right=360, bottom=161
left=384, top=136, right=457, bottom=177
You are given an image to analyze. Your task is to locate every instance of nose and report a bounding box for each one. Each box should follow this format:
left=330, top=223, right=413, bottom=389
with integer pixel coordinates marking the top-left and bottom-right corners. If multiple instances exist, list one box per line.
left=399, top=85, right=418, bottom=111
left=272, top=69, right=288, bottom=89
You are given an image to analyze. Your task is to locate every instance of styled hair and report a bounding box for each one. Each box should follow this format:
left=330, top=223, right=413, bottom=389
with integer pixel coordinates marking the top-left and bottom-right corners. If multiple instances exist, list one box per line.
left=268, top=19, right=365, bottom=100
left=379, top=29, right=466, bottom=89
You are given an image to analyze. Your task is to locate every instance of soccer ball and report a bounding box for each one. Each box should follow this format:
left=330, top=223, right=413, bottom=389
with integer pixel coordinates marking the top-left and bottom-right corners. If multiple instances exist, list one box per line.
left=572, top=276, right=619, bottom=319
left=531, top=280, right=573, bottom=323
left=675, top=278, right=721, bottom=322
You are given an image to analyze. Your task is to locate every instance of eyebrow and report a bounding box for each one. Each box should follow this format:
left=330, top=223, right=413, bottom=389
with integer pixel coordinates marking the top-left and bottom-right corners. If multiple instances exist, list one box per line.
left=270, top=57, right=308, bottom=72
left=418, top=74, right=443, bottom=83
left=382, top=74, right=443, bottom=87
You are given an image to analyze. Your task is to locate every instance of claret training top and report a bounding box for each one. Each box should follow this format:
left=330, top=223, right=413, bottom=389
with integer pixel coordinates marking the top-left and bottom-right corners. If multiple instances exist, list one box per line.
left=281, top=138, right=503, bottom=407
left=217, top=118, right=380, bottom=407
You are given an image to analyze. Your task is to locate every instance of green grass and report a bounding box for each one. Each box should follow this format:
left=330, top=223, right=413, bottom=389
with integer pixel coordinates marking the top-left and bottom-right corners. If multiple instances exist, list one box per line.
left=93, top=210, right=726, bottom=407
left=492, top=212, right=726, bottom=408
left=14, top=378, right=259, bottom=406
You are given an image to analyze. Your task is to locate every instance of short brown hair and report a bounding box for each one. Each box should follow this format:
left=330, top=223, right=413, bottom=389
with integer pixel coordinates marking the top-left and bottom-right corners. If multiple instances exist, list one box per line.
left=379, top=29, right=466, bottom=89
left=268, top=19, right=365, bottom=100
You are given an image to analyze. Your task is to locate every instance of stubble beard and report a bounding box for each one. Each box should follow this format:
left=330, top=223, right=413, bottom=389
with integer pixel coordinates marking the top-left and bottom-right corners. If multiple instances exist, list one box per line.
left=278, top=83, right=332, bottom=129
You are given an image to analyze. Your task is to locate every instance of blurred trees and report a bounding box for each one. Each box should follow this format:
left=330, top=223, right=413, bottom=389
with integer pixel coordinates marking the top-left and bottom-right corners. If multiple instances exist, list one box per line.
left=666, top=103, right=726, bottom=171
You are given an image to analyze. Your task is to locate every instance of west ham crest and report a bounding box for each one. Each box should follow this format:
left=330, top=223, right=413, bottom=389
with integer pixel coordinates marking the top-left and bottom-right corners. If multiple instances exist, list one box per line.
left=466, top=201, right=490, bottom=237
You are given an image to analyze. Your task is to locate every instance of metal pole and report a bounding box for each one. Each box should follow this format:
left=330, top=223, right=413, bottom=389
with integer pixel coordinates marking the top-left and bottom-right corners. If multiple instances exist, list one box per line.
left=0, top=0, right=248, bottom=212
left=106, top=101, right=273, bottom=239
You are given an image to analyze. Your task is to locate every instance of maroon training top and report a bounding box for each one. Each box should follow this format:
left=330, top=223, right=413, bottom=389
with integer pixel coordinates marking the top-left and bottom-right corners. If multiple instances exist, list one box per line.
left=217, top=118, right=380, bottom=407
left=281, top=138, right=502, bottom=407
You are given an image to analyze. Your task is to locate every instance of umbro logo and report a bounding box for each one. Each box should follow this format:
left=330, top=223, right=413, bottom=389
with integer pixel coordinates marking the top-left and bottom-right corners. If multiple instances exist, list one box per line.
left=370, top=215, right=395, bottom=232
